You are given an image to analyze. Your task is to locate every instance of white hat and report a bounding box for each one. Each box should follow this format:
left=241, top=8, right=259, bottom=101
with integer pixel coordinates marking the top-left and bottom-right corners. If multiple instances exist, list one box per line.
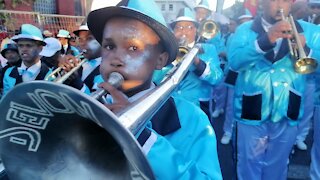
left=40, top=37, right=62, bottom=57
left=73, top=24, right=89, bottom=36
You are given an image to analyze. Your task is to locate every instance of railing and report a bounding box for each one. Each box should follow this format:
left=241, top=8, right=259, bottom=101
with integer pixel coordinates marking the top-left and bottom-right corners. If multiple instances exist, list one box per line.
left=0, top=10, right=85, bottom=39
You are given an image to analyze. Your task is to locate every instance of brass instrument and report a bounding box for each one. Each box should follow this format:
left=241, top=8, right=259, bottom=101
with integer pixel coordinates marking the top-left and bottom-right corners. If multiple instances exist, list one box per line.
left=0, top=43, right=202, bottom=179
left=173, top=20, right=217, bottom=65
left=45, top=51, right=87, bottom=82
left=280, top=9, right=318, bottom=74
left=197, top=20, right=219, bottom=41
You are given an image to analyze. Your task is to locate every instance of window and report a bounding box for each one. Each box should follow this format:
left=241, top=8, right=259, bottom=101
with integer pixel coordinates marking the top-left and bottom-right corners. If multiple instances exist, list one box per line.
left=33, top=0, right=56, bottom=14
left=161, top=4, right=165, bottom=11
left=169, top=4, right=173, bottom=11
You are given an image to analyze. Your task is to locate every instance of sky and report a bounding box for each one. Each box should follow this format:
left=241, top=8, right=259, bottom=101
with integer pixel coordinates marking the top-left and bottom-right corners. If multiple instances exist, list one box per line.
left=205, top=0, right=245, bottom=10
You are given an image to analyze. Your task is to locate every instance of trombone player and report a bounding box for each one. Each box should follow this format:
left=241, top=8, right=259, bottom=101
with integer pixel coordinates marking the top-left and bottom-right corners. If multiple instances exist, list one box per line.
left=228, top=0, right=320, bottom=179
left=153, top=7, right=223, bottom=121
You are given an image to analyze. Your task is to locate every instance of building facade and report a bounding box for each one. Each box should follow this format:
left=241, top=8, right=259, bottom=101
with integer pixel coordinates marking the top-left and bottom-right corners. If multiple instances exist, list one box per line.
left=155, top=0, right=197, bottom=24
left=2, top=0, right=88, bottom=15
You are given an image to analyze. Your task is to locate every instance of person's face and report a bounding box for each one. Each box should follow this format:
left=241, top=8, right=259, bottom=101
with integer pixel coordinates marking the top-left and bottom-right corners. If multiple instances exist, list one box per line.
left=17, top=39, right=42, bottom=66
left=262, top=0, right=293, bottom=23
left=83, top=33, right=101, bottom=60
left=310, top=4, right=320, bottom=16
left=58, top=37, right=68, bottom=45
left=4, top=50, right=20, bottom=64
left=100, top=17, right=167, bottom=95
left=195, top=7, right=211, bottom=22
left=78, top=30, right=90, bottom=51
left=174, top=21, right=197, bottom=45
left=228, top=20, right=237, bottom=33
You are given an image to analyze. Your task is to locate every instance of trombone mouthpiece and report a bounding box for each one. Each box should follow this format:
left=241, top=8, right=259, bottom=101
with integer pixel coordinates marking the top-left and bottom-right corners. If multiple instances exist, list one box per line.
left=91, top=72, right=124, bottom=100
left=108, top=72, right=124, bottom=88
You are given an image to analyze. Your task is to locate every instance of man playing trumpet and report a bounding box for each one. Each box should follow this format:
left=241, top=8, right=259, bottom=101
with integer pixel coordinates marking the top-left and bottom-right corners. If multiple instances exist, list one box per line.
left=228, top=0, right=320, bottom=179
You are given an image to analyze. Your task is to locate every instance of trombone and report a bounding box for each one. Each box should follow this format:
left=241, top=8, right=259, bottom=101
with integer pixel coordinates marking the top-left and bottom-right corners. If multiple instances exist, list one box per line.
left=280, top=9, right=318, bottom=74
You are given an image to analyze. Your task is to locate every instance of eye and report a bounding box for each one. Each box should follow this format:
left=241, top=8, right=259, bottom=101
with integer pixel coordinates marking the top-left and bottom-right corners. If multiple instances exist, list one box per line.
left=128, top=46, right=138, bottom=51
left=103, top=43, right=114, bottom=50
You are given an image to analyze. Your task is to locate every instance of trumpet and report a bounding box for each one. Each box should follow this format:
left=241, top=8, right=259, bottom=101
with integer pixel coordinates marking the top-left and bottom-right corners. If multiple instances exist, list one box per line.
left=197, top=20, right=219, bottom=41
left=280, top=9, right=318, bottom=74
left=45, top=51, right=88, bottom=82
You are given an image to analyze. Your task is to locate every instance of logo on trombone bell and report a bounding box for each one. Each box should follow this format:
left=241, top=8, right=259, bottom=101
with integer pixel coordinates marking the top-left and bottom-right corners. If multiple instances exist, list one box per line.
left=0, top=89, right=99, bottom=152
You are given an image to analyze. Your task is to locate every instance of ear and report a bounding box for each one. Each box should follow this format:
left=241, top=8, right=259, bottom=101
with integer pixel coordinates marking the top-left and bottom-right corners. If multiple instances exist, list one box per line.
left=155, top=51, right=169, bottom=70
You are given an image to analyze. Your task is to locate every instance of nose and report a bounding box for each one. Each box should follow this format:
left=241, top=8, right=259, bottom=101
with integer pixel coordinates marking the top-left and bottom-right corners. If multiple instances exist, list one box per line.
left=109, top=51, right=125, bottom=68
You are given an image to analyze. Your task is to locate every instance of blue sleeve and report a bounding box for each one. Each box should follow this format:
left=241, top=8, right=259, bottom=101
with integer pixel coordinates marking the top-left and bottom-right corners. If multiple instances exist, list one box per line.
left=227, top=22, right=266, bottom=72
left=194, top=43, right=223, bottom=85
left=138, top=99, right=222, bottom=179
left=2, top=67, right=15, bottom=97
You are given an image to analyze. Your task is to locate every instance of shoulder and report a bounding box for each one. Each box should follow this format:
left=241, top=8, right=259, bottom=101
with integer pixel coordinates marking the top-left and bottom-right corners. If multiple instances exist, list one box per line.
left=3, top=66, right=15, bottom=77
left=173, top=96, right=209, bottom=124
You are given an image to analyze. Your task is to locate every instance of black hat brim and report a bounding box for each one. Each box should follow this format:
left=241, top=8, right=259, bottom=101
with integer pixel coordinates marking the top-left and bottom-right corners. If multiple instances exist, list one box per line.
left=87, top=6, right=178, bottom=64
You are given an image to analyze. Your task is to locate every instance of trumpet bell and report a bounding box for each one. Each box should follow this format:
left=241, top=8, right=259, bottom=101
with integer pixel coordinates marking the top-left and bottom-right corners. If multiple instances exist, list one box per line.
left=0, top=81, right=154, bottom=179
left=198, top=20, right=219, bottom=40
left=294, top=57, right=318, bottom=74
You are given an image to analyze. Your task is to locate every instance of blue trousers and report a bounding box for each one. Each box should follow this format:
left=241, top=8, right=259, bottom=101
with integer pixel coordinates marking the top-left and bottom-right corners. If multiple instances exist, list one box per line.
left=310, top=106, right=320, bottom=180
left=296, top=82, right=315, bottom=142
left=237, top=120, right=297, bottom=180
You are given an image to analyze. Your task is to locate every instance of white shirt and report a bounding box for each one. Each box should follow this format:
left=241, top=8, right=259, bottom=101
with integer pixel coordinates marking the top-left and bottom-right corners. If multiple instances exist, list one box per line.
left=81, top=57, right=101, bottom=81
left=18, top=61, right=41, bottom=82
left=261, top=18, right=283, bottom=57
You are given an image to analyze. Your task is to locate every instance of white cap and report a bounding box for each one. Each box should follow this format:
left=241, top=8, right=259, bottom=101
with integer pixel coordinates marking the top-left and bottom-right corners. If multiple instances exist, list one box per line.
left=40, top=38, right=62, bottom=57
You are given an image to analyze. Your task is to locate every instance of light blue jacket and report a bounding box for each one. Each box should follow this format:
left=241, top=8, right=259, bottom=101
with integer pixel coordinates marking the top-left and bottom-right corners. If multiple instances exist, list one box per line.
left=138, top=97, right=222, bottom=179
left=153, top=43, right=223, bottom=105
left=228, top=18, right=320, bottom=125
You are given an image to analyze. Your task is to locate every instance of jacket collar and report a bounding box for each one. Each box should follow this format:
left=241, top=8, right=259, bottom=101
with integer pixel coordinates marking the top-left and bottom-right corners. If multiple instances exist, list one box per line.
left=251, top=16, right=308, bottom=63
left=150, top=97, right=181, bottom=136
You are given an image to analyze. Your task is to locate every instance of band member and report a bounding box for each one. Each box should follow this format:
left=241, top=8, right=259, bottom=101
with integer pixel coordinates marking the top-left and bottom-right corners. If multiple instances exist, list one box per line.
left=292, top=0, right=319, bottom=151
left=311, top=68, right=320, bottom=179
left=87, top=0, right=222, bottom=179
left=308, top=0, right=320, bottom=23
left=2, top=24, right=52, bottom=97
left=39, top=37, right=62, bottom=69
left=0, top=41, right=21, bottom=96
left=228, top=0, right=320, bottom=179
left=73, top=23, right=103, bottom=92
left=57, top=29, right=80, bottom=56
left=153, top=7, right=223, bottom=121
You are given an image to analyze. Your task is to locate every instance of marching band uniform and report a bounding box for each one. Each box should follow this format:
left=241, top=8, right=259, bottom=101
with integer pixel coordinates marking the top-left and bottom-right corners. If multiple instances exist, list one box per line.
left=153, top=8, right=223, bottom=111
left=73, top=24, right=102, bottom=93
left=87, top=0, right=222, bottom=179
left=310, top=66, right=320, bottom=179
left=2, top=24, right=52, bottom=97
left=228, top=13, right=320, bottom=179
left=294, top=0, right=320, bottom=150
left=57, top=29, right=80, bottom=56
left=0, top=42, right=21, bottom=95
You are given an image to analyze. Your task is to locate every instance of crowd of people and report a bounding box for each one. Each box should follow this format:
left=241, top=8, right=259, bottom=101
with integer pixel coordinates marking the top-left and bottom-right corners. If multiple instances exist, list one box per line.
left=0, top=0, right=319, bottom=179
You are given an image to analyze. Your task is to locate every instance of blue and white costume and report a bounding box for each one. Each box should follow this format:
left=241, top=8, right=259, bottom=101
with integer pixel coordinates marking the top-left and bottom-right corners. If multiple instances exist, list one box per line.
left=228, top=16, right=320, bottom=180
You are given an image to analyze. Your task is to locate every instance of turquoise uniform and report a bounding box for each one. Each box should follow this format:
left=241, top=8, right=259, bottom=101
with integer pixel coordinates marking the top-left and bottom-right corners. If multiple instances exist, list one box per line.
left=310, top=66, right=320, bottom=180
left=153, top=43, right=223, bottom=106
left=228, top=17, right=320, bottom=180
left=2, top=63, right=52, bottom=97
left=137, top=96, right=222, bottom=179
